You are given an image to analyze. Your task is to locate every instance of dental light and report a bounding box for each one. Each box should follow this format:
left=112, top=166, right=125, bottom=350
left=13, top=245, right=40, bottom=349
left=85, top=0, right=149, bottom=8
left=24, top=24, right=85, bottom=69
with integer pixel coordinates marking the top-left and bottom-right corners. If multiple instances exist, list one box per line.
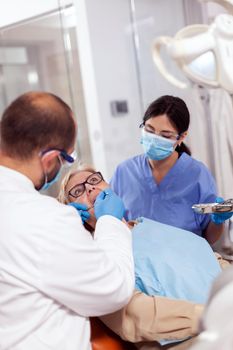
left=152, top=0, right=233, bottom=94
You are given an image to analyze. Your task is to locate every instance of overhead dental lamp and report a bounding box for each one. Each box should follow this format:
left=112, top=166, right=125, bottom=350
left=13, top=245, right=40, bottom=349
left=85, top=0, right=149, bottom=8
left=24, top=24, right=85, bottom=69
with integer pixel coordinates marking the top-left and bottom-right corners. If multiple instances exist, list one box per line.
left=152, top=0, right=233, bottom=94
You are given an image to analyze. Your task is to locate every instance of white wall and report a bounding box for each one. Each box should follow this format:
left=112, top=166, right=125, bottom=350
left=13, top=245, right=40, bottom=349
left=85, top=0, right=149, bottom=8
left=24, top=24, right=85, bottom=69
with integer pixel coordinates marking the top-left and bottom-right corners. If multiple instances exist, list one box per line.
left=0, top=0, right=71, bottom=27
left=74, top=0, right=143, bottom=179
left=131, top=0, right=189, bottom=107
left=74, top=0, right=192, bottom=179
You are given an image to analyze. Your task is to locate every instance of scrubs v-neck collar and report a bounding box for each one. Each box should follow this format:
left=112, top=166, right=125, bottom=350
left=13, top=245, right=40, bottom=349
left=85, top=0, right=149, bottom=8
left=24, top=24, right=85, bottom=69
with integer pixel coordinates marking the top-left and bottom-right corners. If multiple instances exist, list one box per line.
left=142, top=152, right=190, bottom=194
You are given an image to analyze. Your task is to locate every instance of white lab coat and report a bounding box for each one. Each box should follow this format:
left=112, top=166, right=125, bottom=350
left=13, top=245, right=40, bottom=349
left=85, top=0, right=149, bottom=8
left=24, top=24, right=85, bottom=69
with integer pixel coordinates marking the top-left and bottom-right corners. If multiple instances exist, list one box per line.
left=0, top=166, right=134, bottom=350
left=189, top=267, right=233, bottom=350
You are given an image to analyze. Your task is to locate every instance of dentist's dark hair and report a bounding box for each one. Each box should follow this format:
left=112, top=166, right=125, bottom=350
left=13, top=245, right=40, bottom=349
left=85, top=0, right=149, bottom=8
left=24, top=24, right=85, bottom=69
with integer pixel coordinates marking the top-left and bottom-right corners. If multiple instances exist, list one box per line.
left=142, top=95, right=191, bottom=155
left=0, top=91, right=76, bottom=160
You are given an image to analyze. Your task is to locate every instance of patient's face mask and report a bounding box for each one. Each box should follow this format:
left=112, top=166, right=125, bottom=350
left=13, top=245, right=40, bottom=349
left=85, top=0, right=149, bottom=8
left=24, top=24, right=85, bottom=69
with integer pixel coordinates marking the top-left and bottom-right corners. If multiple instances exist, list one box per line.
left=140, top=129, right=176, bottom=160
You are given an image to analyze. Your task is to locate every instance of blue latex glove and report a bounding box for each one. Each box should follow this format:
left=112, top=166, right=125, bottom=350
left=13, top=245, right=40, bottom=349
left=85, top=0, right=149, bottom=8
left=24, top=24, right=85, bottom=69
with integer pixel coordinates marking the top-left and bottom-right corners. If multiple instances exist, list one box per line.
left=68, top=202, right=91, bottom=224
left=211, top=197, right=233, bottom=225
left=94, top=188, right=125, bottom=220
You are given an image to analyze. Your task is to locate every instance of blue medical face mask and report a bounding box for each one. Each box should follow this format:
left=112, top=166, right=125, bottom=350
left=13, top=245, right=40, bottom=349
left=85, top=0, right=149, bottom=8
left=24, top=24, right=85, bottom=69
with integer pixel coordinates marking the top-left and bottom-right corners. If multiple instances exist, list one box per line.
left=39, top=149, right=76, bottom=191
left=41, top=168, right=62, bottom=191
left=140, top=129, right=176, bottom=160
left=40, top=154, right=64, bottom=191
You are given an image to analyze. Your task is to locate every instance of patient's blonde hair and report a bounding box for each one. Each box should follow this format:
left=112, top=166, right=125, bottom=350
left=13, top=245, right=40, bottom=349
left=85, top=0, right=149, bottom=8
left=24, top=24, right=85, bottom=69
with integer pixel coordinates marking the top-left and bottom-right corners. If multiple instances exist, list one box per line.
left=58, top=164, right=96, bottom=204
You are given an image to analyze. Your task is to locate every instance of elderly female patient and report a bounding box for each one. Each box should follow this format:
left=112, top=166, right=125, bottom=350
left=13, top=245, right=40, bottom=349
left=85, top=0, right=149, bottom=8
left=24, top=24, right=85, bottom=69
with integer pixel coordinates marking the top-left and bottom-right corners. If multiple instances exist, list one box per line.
left=58, top=166, right=226, bottom=349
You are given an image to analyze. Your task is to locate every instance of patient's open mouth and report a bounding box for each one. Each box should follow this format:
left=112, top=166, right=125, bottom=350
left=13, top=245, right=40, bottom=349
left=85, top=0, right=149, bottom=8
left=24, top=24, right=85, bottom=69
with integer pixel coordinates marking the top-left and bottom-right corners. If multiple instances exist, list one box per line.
left=89, top=186, right=105, bottom=208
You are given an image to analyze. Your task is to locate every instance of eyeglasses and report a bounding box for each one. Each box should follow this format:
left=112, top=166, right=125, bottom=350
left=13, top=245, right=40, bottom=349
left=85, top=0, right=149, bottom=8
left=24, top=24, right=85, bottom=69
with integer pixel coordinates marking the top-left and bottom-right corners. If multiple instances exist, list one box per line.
left=139, top=123, right=180, bottom=140
left=41, top=148, right=77, bottom=166
left=68, top=172, right=104, bottom=198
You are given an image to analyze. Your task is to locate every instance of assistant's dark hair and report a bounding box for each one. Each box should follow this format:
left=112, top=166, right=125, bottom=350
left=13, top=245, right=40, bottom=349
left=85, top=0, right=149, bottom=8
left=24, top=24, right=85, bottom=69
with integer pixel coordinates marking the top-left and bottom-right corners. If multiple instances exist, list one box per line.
left=143, top=95, right=191, bottom=155
left=0, top=91, right=76, bottom=160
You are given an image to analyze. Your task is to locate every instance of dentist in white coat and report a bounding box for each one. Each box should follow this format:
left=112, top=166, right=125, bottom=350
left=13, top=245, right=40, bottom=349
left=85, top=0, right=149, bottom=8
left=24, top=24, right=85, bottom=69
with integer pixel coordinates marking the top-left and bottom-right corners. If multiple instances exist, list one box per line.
left=0, top=91, right=134, bottom=350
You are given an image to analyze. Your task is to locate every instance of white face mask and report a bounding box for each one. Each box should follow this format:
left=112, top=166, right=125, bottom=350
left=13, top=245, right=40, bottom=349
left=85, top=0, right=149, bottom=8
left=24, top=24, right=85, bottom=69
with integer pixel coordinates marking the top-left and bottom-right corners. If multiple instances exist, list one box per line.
left=140, top=129, right=176, bottom=160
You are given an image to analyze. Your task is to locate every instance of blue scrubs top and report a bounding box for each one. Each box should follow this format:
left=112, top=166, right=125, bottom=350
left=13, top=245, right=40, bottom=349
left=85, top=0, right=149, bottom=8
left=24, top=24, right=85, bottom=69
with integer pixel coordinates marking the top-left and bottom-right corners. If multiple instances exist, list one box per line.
left=110, top=153, right=217, bottom=236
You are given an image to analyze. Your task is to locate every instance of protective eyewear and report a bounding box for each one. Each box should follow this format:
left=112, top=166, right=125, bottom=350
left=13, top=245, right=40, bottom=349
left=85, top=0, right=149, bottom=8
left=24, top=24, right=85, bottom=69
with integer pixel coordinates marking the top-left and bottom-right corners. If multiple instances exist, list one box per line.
left=139, top=123, right=180, bottom=140
left=41, top=148, right=77, bottom=166
left=68, top=172, right=104, bottom=198
left=60, top=150, right=77, bottom=167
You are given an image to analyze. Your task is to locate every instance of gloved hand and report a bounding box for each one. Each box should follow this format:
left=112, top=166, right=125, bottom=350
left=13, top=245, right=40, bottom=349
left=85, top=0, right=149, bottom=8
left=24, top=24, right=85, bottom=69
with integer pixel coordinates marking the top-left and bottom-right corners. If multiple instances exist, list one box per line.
left=94, top=188, right=125, bottom=220
left=68, top=202, right=91, bottom=224
left=211, top=197, right=233, bottom=225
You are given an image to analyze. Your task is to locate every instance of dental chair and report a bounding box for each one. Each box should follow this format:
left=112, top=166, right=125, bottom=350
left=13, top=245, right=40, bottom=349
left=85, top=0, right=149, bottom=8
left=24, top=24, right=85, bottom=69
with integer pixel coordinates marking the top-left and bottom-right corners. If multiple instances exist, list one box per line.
left=91, top=317, right=136, bottom=350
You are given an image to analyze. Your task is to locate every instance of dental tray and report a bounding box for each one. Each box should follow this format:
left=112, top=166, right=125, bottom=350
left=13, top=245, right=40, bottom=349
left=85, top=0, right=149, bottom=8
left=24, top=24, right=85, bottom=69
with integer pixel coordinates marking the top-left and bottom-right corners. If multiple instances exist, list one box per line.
left=192, top=199, right=233, bottom=214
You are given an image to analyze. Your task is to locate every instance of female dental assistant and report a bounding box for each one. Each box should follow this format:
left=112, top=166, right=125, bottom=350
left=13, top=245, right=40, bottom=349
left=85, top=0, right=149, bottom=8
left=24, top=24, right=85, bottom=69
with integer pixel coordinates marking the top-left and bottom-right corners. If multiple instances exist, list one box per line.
left=110, top=95, right=232, bottom=244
